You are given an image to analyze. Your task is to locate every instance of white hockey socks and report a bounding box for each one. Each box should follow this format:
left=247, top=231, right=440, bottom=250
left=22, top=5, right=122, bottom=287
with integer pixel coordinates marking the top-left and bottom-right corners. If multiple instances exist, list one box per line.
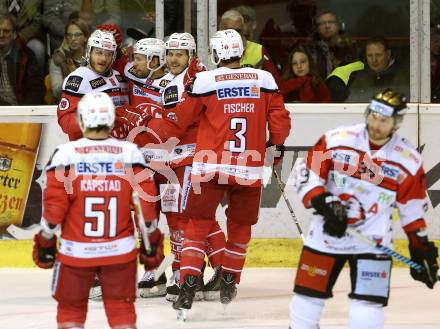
left=349, top=299, right=384, bottom=329
left=289, top=294, right=325, bottom=329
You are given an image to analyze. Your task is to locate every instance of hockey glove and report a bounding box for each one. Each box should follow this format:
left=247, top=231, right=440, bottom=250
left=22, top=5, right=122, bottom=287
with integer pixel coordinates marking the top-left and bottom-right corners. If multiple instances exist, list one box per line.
left=112, top=105, right=150, bottom=139
left=407, top=229, right=439, bottom=289
left=184, top=56, right=206, bottom=90
left=311, top=192, right=347, bottom=238
left=139, top=228, right=165, bottom=270
left=32, top=231, right=57, bottom=269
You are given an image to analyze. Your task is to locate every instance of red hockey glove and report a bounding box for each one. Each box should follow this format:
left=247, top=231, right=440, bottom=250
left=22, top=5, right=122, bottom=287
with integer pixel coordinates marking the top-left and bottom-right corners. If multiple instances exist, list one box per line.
left=112, top=105, right=151, bottom=139
left=311, top=192, right=347, bottom=238
left=407, top=229, right=439, bottom=289
left=33, top=231, right=57, bottom=269
left=184, top=56, right=206, bottom=90
left=139, top=228, right=165, bottom=270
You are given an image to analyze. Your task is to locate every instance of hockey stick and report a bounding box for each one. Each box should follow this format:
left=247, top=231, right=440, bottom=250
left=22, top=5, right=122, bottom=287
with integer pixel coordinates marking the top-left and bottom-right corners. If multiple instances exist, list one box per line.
left=272, top=170, right=305, bottom=241
left=132, top=191, right=152, bottom=253
left=132, top=191, right=175, bottom=281
left=346, top=227, right=439, bottom=281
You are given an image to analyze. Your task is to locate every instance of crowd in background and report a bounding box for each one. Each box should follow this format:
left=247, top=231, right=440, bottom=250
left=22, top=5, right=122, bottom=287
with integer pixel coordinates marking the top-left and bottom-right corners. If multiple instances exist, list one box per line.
left=0, top=0, right=437, bottom=106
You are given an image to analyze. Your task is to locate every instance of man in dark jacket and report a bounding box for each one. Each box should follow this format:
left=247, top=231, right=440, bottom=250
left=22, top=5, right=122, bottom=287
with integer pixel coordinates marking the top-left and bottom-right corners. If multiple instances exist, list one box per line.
left=0, top=13, right=44, bottom=105
left=348, top=37, right=409, bottom=102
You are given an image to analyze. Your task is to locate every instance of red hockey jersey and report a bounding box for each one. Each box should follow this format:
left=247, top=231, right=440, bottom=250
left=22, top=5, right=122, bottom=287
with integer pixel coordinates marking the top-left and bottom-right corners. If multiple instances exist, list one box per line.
left=43, top=137, right=158, bottom=267
left=147, top=66, right=291, bottom=185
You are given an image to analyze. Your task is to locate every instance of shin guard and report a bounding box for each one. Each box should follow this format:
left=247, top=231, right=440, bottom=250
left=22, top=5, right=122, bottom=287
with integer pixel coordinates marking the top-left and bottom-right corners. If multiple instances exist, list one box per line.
left=206, top=221, right=225, bottom=268
left=179, top=218, right=212, bottom=282
left=289, top=294, right=325, bottom=329
left=103, top=298, right=136, bottom=329
left=57, top=301, right=87, bottom=328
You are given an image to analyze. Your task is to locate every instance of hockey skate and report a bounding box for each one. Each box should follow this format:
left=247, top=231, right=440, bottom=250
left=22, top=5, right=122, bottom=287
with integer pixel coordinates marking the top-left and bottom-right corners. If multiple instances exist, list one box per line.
left=166, top=272, right=204, bottom=302
left=220, top=272, right=237, bottom=305
left=88, top=275, right=102, bottom=300
left=172, top=274, right=198, bottom=321
left=138, top=271, right=167, bottom=298
left=203, top=266, right=221, bottom=301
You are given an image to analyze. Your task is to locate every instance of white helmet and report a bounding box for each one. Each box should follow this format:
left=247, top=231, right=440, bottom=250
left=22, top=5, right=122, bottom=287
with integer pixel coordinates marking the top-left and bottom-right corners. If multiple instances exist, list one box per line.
left=134, top=38, right=166, bottom=71
left=77, top=92, right=115, bottom=131
left=165, top=32, right=196, bottom=58
left=209, top=29, right=244, bottom=65
left=86, top=29, right=117, bottom=64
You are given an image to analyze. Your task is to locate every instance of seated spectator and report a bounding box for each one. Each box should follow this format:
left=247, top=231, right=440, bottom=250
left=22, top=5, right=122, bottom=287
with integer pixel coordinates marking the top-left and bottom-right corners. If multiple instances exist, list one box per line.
left=326, top=36, right=364, bottom=102
left=0, top=1, right=46, bottom=74
left=0, top=13, right=44, bottom=105
left=348, top=37, right=410, bottom=102
left=308, top=10, right=344, bottom=80
left=219, top=9, right=282, bottom=85
left=280, top=45, right=331, bottom=103
left=42, top=1, right=79, bottom=53
left=49, top=18, right=89, bottom=101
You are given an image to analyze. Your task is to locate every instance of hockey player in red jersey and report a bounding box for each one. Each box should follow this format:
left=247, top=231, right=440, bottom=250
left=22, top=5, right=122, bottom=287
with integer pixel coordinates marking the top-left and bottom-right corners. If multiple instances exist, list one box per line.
left=159, top=32, right=226, bottom=302
left=33, top=92, right=162, bottom=329
left=289, top=89, right=439, bottom=329
left=57, top=29, right=129, bottom=141
left=155, top=29, right=291, bottom=317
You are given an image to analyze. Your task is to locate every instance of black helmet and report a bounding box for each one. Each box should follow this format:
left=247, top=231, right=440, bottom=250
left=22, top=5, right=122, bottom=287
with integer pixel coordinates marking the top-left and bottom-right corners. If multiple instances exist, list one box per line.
left=368, top=88, right=408, bottom=117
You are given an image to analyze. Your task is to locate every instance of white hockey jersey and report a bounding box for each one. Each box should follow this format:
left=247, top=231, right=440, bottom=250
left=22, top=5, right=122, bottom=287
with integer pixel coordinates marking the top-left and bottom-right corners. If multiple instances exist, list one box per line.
left=297, top=123, right=428, bottom=254
left=57, top=66, right=129, bottom=141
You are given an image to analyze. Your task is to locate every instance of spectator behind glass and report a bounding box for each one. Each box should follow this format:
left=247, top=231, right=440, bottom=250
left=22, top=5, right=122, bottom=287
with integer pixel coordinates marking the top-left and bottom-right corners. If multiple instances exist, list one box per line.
left=308, top=10, right=344, bottom=80
left=326, top=35, right=364, bottom=102
left=0, top=1, right=45, bottom=74
left=219, top=9, right=282, bottom=85
left=431, top=20, right=440, bottom=102
left=49, top=18, right=89, bottom=101
left=279, top=45, right=331, bottom=103
left=233, top=5, right=257, bottom=41
left=0, top=13, right=44, bottom=105
left=42, top=1, right=79, bottom=53
left=348, top=37, right=409, bottom=102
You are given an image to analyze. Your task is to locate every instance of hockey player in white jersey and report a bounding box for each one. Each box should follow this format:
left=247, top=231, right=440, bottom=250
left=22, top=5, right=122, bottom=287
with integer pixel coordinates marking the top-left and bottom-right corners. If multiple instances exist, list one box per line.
left=290, top=89, right=439, bottom=329
left=57, top=29, right=129, bottom=141
left=111, top=38, right=170, bottom=141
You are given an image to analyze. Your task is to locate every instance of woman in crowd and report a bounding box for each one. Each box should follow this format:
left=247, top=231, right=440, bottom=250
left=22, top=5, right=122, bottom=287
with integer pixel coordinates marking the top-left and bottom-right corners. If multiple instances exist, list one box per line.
left=280, top=45, right=331, bottom=103
left=49, top=18, right=89, bottom=101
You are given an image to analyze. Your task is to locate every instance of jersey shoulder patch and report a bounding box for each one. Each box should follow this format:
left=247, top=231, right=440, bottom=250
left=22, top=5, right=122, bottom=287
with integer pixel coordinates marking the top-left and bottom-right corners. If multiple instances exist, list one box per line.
left=64, top=75, right=83, bottom=92
left=89, top=77, right=106, bottom=89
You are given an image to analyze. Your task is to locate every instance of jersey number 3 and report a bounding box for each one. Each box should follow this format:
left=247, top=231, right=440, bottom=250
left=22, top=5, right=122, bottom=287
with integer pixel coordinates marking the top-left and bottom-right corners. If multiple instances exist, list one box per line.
left=84, top=197, right=118, bottom=238
left=229, top=118, right=247, bottom=152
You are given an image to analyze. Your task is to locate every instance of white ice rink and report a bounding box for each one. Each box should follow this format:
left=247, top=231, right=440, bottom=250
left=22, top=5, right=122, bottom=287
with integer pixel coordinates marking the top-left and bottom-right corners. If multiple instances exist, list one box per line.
left=0, top=267, right=438, bottom=329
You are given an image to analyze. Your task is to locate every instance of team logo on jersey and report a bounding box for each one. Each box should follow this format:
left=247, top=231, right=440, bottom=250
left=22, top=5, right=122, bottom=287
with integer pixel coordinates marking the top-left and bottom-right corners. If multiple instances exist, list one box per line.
left=75, top=161, right=125, bottom=175
left=164, top=85, right=179, bottom=104
left=160, top=79, right=170, bottom=87
left=65, top=75, right=83, bottom=92
left=216, top=85, right=260, bottom=99
left=89, top=77, right=106, bottom=89
left=0, top=156, right=11, bottom=171
left=167, top=112, right=177, bottom=121
left=58, top=98, right=70, bottom=111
